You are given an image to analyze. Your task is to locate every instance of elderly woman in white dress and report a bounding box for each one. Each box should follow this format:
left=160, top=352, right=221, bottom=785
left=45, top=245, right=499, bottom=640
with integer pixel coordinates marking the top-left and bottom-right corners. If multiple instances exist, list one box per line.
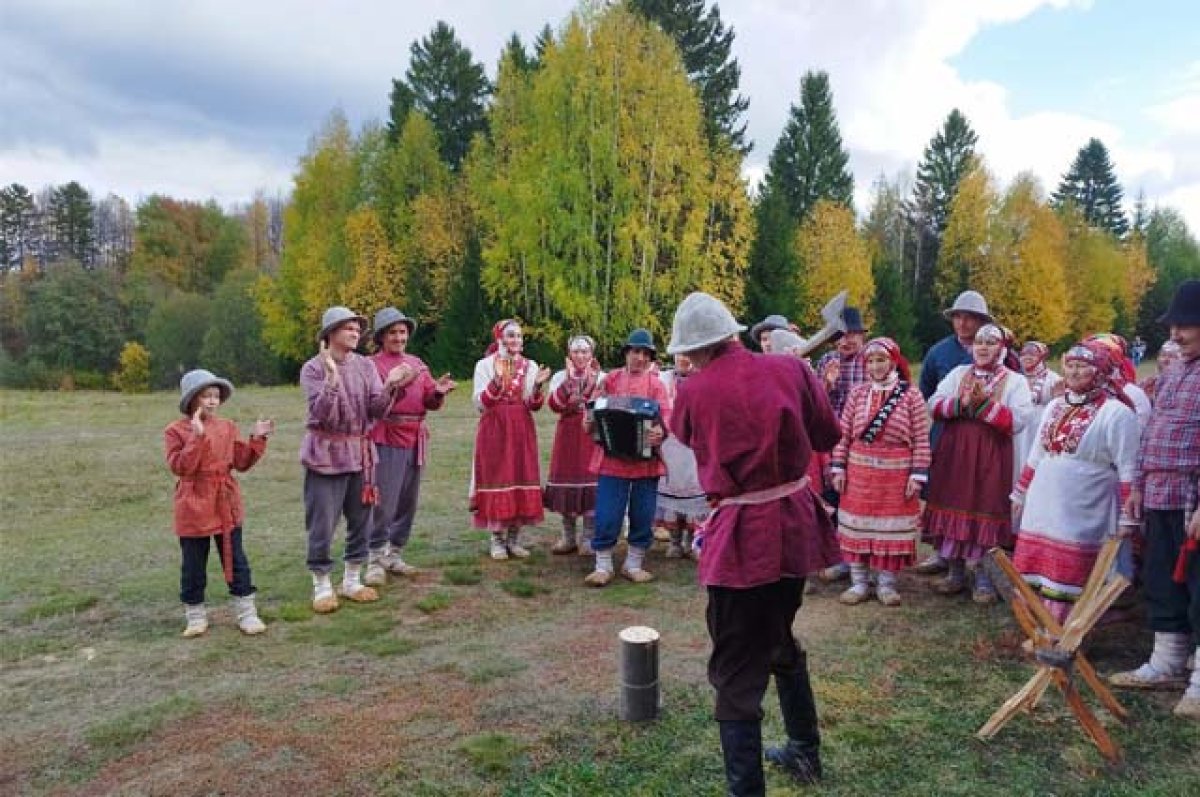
left=1011, top=341, right=1140, bottom=623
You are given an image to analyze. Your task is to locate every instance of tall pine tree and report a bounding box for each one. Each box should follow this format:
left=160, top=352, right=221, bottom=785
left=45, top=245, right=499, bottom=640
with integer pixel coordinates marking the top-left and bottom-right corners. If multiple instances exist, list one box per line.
left=48, top=182, right=96, bottom=268
left=628, top=0, right=750, bottom=153
left=0, top=183, right=37, bottom=270
left=387, top=21, right=490, bottom=170
left=745, top=70, right=852, bottom=322
left=1052, top=137, right=1129, bottom=238
left=906, top=109, right=978, bottom=349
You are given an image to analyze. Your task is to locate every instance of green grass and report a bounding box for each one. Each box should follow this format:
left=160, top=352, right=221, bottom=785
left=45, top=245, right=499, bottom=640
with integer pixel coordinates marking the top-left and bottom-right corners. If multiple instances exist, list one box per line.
left=459, top=733, right=527, bottom=777
left=443, top=566, right=483, bottom=585
left=3, top=385, right=1200, bottom=796
left=416, top=590, right=454, bottom=613
left=16, top=592, right=99, bottom=623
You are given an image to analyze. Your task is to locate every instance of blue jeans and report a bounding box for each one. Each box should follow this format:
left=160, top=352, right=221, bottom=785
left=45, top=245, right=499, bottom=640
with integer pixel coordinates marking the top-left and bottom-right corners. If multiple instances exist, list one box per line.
left=593, top=475, right=657, bottom=552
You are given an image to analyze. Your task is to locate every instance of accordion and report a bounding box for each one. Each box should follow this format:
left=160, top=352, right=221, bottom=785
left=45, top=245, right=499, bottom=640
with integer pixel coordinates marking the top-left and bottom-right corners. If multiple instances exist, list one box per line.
left=588, top=396, right=662, bottom=461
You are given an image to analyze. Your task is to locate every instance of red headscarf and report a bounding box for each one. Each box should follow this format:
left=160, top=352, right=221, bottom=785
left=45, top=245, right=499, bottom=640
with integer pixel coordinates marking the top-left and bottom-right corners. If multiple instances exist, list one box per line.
left=1085, top=333, right=1137, bottom=386
left=863, top=336, right=912, bottom=383
left=485, top=318, right=520, bottom=357
left=1063, top=341, right=1134, bottom=409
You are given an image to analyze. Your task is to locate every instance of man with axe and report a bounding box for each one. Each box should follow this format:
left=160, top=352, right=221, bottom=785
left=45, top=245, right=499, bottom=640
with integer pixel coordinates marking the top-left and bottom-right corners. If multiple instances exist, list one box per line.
left=668, top=292, right=840, bottom=795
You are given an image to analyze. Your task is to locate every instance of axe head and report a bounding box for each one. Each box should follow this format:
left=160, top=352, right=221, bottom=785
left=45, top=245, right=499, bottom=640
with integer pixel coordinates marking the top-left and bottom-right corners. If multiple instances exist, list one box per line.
left=820, top=290, right=850, bottom=334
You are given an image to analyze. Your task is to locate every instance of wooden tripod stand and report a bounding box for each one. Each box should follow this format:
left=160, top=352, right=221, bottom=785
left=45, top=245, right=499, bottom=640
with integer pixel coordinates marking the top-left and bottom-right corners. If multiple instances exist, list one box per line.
left=976, top=538, right=1131, bottom=763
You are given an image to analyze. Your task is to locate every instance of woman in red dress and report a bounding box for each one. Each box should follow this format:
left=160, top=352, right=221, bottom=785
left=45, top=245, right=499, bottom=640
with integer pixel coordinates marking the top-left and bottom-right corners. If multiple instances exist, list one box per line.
left=830, top=338, right=930, bottom=606
left=470, top=319, right=551, bottom=559
left=544, top=335, right=605, bottom=555
left=923, top=324, right=1033, bottom=603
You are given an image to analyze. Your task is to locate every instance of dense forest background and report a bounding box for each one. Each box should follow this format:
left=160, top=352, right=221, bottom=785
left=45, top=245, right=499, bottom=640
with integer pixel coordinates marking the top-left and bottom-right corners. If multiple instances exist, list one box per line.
left=3, top=1, right=1197, bottom=392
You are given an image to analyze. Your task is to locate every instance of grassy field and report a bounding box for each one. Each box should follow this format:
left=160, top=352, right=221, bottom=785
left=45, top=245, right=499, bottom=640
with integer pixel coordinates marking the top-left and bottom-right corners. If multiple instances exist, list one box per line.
left=2, top=385, right=1199, bottom=796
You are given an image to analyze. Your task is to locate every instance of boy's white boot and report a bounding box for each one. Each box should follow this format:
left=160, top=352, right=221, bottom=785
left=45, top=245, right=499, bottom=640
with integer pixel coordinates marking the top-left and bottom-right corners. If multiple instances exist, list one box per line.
left=232, top=594, right=266, bottom=635
left=182, top=603, right=208, bottom=637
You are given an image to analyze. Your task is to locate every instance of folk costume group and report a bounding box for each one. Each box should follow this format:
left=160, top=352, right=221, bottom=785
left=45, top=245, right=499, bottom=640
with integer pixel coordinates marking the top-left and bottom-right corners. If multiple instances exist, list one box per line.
left=163, top=279, right=1200, bottom=796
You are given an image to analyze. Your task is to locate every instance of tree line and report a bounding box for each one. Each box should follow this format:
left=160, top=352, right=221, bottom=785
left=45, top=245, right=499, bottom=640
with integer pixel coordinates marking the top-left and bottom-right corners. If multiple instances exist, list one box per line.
left=3, top=0, right=1199, bottom=392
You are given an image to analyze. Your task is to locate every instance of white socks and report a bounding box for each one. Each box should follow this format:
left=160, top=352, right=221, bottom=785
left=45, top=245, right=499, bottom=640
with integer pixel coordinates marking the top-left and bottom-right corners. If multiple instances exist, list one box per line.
left=625, top=546, right=647, bottom=573
left=595, top=549, right=615, bottom=573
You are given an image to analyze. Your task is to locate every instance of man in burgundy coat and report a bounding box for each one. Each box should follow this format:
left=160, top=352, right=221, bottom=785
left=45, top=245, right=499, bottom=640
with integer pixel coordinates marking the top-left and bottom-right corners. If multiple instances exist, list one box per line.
left=667, top=292, right=841, bottom=795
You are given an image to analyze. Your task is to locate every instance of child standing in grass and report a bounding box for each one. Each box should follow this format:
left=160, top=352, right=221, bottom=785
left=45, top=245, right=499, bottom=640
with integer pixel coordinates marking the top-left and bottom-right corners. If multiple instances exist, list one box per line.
left=165, top=369, right=274, bottom=638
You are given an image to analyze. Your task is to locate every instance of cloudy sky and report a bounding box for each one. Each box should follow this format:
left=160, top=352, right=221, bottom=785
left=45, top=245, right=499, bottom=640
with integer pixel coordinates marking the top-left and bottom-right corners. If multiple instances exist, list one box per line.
left=2, top=0, right=1198, bottom=229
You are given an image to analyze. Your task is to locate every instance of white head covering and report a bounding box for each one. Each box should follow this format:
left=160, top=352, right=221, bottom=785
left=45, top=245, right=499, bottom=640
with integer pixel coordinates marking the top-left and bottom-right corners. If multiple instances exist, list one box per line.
left=667, top=292, right=746, bottom=355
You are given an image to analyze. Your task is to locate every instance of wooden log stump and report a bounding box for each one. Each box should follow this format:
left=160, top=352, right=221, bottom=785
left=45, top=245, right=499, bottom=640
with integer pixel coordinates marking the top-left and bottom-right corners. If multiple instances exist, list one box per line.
left=619, top=625, right=660, bottom=722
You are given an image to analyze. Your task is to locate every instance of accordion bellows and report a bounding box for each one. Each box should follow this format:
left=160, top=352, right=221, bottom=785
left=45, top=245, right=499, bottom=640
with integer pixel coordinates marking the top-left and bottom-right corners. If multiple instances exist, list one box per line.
left=588, top=396, right=662, bottom=461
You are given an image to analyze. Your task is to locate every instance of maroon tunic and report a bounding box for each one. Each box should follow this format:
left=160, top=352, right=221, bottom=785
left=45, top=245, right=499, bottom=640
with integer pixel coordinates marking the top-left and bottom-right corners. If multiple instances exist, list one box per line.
left=673, top=343, right=841, bottom=588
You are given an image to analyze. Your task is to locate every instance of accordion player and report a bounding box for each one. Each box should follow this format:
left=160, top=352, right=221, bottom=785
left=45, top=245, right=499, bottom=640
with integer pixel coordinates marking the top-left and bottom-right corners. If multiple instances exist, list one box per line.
left=587, top=396, right=662, bottom=461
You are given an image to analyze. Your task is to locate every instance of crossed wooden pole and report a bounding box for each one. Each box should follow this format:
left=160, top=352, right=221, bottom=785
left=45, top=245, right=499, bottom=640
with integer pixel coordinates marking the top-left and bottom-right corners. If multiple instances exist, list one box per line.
left=976, top=538, right=1131, bottom=763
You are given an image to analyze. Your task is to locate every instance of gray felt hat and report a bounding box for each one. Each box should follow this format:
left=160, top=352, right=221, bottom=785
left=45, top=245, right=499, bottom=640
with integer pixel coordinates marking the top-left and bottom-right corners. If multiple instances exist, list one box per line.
left=667, top=292, right=747, bottom=355
left=749, top=314, right=790, bottom=342
left=373, top=307, right=417, bottom=343
left=942, top=290, right=993, bottom=322
left=318, top=306, right=368, bottom=343
left=178, top=369, right=234, bottom=415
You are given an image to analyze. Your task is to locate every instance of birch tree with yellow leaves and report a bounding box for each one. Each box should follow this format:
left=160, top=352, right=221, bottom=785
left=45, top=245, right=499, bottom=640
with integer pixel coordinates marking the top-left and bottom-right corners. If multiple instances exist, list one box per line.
left=472, top=4, right=750, bottom=349
left=791, top=199, right=873, bottom=330
left=975, top=174, right=1071, bottom=344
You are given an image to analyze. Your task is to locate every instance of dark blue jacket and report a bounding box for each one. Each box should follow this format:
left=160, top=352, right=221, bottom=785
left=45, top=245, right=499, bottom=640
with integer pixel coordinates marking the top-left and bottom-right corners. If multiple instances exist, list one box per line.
left=919, top=335, right=973, bottom=399
left=920, top=335, right=974, bottom=453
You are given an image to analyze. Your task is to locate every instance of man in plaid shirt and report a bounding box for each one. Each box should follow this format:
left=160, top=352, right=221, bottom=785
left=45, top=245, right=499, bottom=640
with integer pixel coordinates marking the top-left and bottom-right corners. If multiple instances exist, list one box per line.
left=813, top=307, right=869, bottom=582
left=1110, top=279, right=1200, bottom=720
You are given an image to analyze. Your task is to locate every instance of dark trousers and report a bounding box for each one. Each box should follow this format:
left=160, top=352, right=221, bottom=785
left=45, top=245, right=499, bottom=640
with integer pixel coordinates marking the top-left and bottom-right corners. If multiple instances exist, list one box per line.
left=1144, top=509, right=1200, bottom=635
left=304, top=469, right=372, bottom=573
left=368, top=445, right=422, bottom=551
left=179, top=527, right=254, bottom=605
left=706, top=578, right=816, bottom=723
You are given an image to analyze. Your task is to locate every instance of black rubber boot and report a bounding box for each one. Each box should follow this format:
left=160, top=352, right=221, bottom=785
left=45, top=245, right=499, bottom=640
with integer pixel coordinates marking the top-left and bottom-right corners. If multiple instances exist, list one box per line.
left=764, top=666, right=823, bottom=785
left=718, top=720, right=765, bottom=797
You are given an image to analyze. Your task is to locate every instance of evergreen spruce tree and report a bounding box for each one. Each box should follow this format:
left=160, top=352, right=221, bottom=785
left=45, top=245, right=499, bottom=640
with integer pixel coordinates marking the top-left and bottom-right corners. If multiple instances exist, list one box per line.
left=0, top=183, right=37, bottom=270
left=387, top=21, right=490, bottom=170
left=502, top=33, right=536, bottom=76
left=765, top=71, right=853, bottom=221
left=628, top=0, right=750, bottom=152
left=427, top=234, right=494, bottom=376
left=906, top=109, right=978, bottom=349
left=48, top=181, right=96, bottom=268
left=744, top=70, right=851, bottom=321
left=1053, top=137, right=1129, bottom=238
left=744, top=189, right=800, bottom=322
left=533, top=23, right=554, bottom=68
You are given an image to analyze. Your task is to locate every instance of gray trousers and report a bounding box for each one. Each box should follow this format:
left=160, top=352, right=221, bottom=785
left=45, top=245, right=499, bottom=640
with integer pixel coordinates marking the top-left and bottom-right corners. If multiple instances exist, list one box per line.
left=368, top=445, right=422, bottom=552
left=304, top=469, right=372, bottom=574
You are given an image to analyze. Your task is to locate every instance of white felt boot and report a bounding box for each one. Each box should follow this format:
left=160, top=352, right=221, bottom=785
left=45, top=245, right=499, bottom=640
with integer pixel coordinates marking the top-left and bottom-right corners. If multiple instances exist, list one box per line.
left=311, top=572, right=339, bottom=614
left=1109, top=632, right=1190, bottom=689
left=340, top=564, right=380, bottom=602
left=232, top=594, right=266, bottom=635
left=182, top=603, right=208, bottom=638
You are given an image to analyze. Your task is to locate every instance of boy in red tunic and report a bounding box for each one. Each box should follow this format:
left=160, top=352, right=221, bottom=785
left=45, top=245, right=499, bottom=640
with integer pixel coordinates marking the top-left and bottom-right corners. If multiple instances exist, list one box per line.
left=165, top=369, right=274, bottom=637
left=669, top=293, right=840, bottom=795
